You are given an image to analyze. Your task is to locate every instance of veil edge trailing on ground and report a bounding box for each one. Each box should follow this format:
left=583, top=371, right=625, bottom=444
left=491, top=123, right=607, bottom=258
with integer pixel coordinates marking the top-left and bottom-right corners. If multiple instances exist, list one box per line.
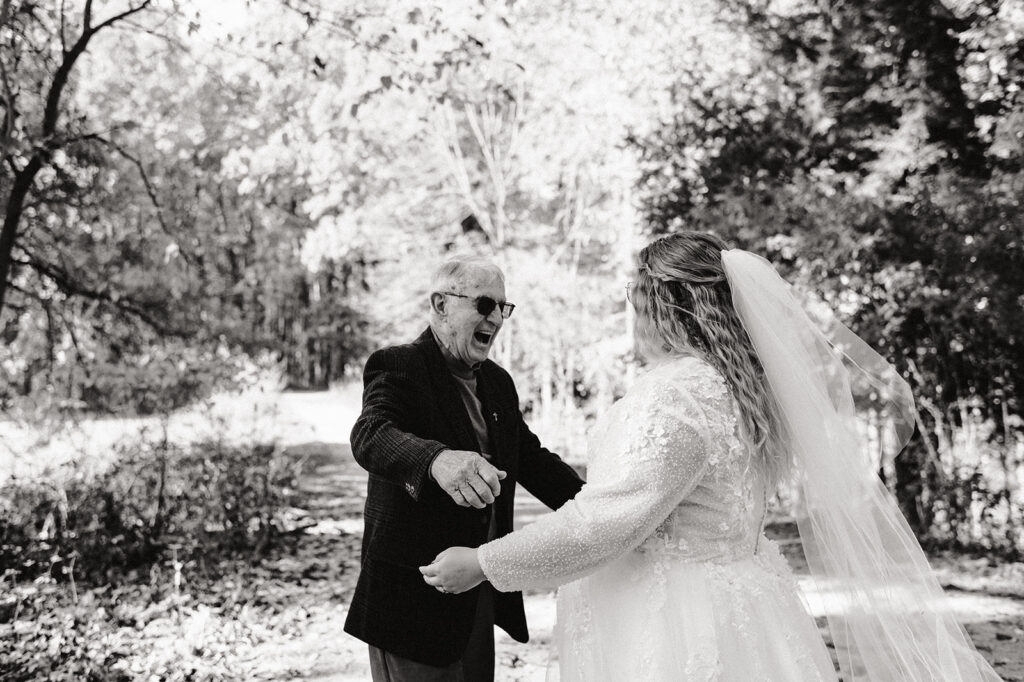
left=722, top=248, right=1003, bottom=682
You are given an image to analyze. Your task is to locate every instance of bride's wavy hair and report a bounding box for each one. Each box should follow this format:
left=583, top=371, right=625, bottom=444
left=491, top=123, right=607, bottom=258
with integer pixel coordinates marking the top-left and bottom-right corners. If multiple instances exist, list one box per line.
left=633, top=231, right=791, bottom=484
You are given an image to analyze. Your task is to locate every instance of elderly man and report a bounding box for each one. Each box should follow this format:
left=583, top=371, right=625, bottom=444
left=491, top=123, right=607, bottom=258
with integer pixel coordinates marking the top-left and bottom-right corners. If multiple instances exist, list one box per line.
left=344, top=256, right=584, bottom=681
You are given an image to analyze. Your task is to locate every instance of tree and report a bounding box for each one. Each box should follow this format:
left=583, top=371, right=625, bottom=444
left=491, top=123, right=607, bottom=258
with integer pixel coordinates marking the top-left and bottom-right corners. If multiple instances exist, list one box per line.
left=631, top=0, right=1024, bottom=552
left=290, top=0, right=745, bottom=435
left=0, top=0, right=158, bottom=316
left=0, top=1, right=376, bottom=409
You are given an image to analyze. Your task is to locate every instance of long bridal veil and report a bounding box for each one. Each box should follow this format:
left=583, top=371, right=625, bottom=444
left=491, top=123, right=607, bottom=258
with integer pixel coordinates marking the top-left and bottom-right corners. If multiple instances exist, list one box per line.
left=722, top=249, right=1001, bottom=681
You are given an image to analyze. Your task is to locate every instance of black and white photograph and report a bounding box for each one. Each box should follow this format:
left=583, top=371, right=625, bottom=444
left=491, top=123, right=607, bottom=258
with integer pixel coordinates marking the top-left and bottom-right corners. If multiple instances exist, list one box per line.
left=1, top=0, right=1023, bottom=680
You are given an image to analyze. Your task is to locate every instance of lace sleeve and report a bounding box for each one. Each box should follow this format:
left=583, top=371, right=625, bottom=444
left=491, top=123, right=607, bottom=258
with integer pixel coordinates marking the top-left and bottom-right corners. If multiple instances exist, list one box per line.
left=478, top=380, right=712, bottom=592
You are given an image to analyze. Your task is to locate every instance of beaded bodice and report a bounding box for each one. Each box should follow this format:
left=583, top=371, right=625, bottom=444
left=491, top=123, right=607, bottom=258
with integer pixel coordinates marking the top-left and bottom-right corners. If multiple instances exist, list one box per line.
left=478, top=356, right=768, bottom=592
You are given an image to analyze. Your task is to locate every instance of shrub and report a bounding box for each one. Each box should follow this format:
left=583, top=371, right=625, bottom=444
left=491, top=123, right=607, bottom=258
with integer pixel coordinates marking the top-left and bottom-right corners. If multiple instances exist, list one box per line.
left=0, top=439, right=303, bottom=587
left=0, top=580, right=132, bottom=682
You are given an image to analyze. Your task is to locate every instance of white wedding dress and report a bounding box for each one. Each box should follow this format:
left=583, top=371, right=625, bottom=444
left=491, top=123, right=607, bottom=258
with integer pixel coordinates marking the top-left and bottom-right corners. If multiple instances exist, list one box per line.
left=477, top=356, right=839, bottom=681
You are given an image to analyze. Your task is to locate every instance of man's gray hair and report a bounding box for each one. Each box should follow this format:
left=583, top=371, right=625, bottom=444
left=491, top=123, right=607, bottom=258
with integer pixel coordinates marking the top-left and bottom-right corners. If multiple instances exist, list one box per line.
left=429, top=256, right=504, bottom=295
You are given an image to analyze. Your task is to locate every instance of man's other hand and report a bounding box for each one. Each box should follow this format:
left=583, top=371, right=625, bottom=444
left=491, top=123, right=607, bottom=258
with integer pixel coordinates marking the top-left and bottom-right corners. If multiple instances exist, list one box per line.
left=420, top=547, right=484, bottom=594
left=430, top=450, right=506, bottom=509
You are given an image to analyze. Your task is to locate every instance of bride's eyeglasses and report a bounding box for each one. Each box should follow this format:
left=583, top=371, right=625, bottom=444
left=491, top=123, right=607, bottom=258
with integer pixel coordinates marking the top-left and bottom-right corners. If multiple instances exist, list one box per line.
left=441, top=292, right=516, bottom=319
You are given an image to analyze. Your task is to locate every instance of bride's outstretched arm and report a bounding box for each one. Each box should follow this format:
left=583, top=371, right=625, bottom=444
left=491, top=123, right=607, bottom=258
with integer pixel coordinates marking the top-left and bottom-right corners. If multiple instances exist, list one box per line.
left=478, top=382, right=712, bottom=592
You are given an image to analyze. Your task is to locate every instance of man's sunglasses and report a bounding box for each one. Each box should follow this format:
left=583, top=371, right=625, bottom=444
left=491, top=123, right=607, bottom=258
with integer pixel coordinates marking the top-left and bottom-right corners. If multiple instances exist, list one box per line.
left=441, top=292, right=516, bottom=319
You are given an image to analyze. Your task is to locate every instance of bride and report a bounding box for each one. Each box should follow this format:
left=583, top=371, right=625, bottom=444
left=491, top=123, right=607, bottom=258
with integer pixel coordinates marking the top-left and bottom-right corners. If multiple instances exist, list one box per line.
left=420, top=231, right=1002, bottom=681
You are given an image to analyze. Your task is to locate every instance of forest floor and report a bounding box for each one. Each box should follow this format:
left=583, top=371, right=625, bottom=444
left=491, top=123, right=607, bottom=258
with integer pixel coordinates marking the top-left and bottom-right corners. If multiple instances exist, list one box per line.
left=4, top=386, right=1023, bottom=681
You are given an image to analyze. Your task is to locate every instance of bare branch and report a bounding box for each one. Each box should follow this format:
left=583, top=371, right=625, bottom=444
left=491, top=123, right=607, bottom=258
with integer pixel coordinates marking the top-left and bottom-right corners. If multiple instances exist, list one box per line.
left=0, top=60, right=14, bottom=157
left=90, top=0, right=155, bottom=35
left=11, top=255, right=187, bottom=338
left=278, top=0, right=405, bottom=58
left=4, top=279, right=32, bottom=305
left=0, top=0, right=15, bottom=162
left=74, top=132, right=177, bottom=244
left=431, top=101, right=496, bottom=243
left=83, top=0, right=94, bottom=32
left=464, top=100, right=512, bottom=246
left=59, top=0, right=68, bottom=54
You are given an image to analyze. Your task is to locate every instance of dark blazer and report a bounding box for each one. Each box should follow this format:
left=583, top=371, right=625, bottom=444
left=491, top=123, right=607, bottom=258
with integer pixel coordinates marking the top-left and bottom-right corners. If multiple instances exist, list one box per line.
left=343, top=327, right=584, bottom=666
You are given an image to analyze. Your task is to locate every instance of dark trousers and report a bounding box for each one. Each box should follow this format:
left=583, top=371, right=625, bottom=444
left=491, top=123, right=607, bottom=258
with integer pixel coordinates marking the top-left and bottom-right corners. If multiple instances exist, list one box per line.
left=370, top=506, right=499, bottom=682
left=368, top=584, right=496, bottom=681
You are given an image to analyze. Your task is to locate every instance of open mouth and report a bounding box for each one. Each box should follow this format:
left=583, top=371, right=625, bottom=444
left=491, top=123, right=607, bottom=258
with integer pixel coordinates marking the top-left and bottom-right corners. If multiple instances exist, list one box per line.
left=473, top=330, right=494, bottom=345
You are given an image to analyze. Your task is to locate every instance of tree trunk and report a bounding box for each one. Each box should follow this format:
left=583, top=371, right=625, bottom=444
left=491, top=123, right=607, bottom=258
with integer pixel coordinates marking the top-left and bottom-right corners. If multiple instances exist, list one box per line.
left=893, top=437, right=927, bottom=537
left=0, top=157, right=42, bottom=314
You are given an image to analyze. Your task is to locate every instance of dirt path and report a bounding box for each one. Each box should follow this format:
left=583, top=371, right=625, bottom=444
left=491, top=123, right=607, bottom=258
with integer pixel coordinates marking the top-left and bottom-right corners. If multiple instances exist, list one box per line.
left=245, top=390, right=1024, bottom=681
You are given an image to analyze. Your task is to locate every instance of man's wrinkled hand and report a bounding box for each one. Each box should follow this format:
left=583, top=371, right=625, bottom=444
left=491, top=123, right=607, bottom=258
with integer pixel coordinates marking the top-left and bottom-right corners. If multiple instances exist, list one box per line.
left=419, top=547, right=485, bottom=594
left=430, top=449, right=506, bottom=509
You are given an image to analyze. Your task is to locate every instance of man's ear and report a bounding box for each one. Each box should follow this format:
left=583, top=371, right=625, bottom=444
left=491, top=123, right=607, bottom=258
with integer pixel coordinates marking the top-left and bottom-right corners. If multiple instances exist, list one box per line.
left=430, top=292, right=447, bottom=316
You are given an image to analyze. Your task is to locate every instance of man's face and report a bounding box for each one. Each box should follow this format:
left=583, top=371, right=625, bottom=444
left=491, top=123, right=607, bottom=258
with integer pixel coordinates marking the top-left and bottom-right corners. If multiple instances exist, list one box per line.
left=433, top=269, right=507, bottom=367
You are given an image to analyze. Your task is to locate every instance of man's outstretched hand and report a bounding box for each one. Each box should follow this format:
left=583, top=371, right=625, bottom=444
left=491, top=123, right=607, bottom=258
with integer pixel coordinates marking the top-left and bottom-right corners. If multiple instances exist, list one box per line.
left=430, top=449, right=506, bottom=509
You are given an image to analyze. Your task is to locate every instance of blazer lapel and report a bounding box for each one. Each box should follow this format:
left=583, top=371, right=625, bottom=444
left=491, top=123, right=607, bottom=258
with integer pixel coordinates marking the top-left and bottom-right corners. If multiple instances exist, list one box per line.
left=415, top=328, right=478, bottom=453
left=476, top=363, right=509, bottom=470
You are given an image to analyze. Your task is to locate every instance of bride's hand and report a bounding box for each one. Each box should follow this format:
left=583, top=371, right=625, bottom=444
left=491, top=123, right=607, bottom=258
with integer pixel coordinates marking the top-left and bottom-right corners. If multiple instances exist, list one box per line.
left=419, top=547, right=485, bottom=594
